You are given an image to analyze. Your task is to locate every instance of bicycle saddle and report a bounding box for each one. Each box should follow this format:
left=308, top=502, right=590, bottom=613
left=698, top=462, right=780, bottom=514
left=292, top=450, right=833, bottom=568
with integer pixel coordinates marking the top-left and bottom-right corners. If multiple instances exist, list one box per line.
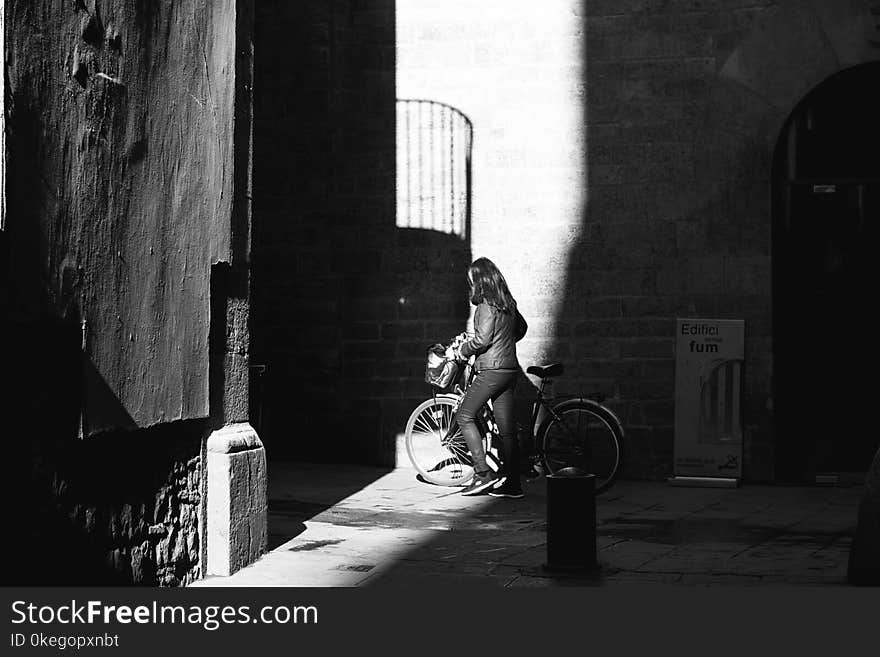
left=526, top=363, right=564, bottom=379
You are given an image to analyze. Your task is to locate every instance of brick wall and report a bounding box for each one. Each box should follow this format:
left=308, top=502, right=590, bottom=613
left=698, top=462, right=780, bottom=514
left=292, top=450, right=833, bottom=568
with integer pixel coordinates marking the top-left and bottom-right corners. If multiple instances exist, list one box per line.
left=394, top=0, right=879, bottom=482
left=253, top=1, right=471, bottom=465
left=254, top=2, right=879, bottom=480
left=579, top=2, right=777, bottom=480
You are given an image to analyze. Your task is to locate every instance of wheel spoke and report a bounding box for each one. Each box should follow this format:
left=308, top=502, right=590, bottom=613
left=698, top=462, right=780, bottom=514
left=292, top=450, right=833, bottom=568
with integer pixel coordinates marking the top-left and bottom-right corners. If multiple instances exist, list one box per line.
left=448, top=441, right=469, bottom=461
left=541, top=404, right=622, bottom=490
left=406, top=398, right=478, bottom=486
left=413, top=415, right=434, bottom=435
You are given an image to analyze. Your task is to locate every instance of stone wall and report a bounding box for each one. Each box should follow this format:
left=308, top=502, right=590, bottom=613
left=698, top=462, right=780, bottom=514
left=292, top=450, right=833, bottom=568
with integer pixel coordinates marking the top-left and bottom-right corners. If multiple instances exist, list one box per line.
left=394, top=0, right=880, bottom=482
left=4, top=0, right=238, bottom=434
left=40, top=425, right=205, bottom=587
left=395, top=0, right=589, bottom=444
left=579, top=1, right=780, bottom=480
left=2, top=1, right=251, bottom=584
left=3, top=329, right=207, bottom=586
left=249, top=2, right=880, bottom=480
left=252, top=0, right=441, bottom=466
left=2, top=318, right=206, bottom=586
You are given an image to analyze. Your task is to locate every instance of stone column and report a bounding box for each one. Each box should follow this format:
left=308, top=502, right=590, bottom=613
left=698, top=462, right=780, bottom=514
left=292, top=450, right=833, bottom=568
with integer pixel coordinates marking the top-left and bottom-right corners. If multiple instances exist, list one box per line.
left=202, top=0, right=263, bottom=579
left=206, top=423, right=267, bottom=576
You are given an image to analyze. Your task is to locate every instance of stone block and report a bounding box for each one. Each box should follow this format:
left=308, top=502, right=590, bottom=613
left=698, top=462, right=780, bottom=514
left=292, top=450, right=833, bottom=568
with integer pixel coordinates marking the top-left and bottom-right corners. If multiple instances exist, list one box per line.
left=381, top=322, right=425, bottom=340
left=572, top=338, right=620, bottom=360
left=722, top=256, right=771, bottom=296
left=206, top=423, right=268, bottom=577
left=718, top=1, right=840, bottom=111
left=343, top=322, right=381, bottom=340
left=656, top=256, right=725, bottom=295
left=620, top=339, right=674, bottom=359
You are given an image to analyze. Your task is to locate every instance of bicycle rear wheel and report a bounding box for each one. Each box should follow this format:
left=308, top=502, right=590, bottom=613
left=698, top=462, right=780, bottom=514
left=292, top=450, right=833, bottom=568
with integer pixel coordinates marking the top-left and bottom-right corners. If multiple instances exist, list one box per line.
left=404, top=396, right=494, bottom=486
left=538, top=398, right=625, bottom=494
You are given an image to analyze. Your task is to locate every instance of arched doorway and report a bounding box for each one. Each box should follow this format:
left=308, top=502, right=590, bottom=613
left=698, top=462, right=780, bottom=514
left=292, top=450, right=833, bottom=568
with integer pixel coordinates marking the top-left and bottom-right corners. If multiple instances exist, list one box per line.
left=772, top=63, right=880, bottom=483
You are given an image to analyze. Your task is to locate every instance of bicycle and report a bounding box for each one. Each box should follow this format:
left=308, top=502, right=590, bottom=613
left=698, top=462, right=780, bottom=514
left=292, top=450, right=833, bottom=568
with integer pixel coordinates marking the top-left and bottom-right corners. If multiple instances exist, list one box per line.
left=404, top=356, right=626, bottom=494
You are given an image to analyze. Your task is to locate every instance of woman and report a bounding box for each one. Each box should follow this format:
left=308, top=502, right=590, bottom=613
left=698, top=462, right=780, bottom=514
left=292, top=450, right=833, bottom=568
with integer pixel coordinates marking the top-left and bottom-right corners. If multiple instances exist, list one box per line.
left=452, top=257, right=528, bottom=498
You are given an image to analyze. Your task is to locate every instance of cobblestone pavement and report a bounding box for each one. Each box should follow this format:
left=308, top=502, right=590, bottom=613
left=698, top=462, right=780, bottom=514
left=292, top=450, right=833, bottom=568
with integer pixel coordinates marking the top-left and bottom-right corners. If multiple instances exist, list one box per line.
left=192, top=461, right=863, bottom=587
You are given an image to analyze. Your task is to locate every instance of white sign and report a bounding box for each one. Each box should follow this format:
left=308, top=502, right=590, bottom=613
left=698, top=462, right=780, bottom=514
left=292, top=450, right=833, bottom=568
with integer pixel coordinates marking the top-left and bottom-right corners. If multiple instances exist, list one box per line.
left=674, top=319, right=745, bottom=480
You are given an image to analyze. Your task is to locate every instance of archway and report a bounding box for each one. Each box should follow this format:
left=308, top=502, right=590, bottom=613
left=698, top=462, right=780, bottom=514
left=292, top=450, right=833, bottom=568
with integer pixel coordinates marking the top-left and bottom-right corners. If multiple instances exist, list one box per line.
left=772, top=63, right=880, bottom=482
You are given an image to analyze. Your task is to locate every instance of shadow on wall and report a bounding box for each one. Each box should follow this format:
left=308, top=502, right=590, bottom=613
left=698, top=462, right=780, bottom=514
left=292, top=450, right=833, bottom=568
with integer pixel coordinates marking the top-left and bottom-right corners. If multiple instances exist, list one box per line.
left=541, top=1, right=786, bottom=482
left=1, top=83, right=205, bottom=587
left=251, top=1, right=476, bottom=468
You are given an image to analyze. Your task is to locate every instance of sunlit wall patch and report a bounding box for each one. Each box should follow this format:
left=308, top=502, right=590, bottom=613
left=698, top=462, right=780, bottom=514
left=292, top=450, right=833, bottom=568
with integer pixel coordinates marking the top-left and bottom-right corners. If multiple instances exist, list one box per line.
left=395, top=1, right=587, bottom=366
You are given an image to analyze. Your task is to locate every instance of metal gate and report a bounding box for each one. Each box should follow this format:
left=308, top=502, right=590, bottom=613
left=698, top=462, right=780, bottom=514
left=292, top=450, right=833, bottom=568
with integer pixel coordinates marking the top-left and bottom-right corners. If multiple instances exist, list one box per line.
left=396, top=99, right=472, bottom=239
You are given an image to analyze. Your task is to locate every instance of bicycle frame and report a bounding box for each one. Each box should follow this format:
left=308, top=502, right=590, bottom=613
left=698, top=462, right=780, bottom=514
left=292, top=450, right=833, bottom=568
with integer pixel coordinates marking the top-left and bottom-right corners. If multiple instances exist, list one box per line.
left=413, top=354, right=625, bottom=491
left=439, top=356, right=612, bottom=443
left=444, top=360, right=557, bottom=450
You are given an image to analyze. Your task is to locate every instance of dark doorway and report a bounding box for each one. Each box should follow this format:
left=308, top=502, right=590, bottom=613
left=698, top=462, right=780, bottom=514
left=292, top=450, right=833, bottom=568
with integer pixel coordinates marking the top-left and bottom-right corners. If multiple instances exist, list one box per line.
left=772, top=63, right=880, bottom=482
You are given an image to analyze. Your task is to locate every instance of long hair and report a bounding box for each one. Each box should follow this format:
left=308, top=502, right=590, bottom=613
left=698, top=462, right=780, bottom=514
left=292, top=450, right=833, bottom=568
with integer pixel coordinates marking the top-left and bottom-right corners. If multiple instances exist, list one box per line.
left=468, top=257, right=517, bottom=313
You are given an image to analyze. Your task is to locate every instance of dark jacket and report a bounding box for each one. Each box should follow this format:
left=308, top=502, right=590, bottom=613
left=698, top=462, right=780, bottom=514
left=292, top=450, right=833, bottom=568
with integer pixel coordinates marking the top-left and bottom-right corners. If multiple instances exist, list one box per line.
left=460, top=302, right=527, bottom=371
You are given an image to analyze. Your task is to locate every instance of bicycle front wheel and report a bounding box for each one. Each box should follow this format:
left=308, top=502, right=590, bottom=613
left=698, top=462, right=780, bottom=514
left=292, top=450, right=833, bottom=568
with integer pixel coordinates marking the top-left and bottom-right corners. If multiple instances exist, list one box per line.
left=538, top=398, right=625, bottom=494
left=405, top=396, right=491, bottom=486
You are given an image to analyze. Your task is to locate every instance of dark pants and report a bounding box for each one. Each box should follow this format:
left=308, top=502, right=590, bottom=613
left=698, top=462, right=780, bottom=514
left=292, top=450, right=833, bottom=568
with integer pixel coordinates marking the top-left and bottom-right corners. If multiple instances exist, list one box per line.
left=455, top=368, right=520, bottom=480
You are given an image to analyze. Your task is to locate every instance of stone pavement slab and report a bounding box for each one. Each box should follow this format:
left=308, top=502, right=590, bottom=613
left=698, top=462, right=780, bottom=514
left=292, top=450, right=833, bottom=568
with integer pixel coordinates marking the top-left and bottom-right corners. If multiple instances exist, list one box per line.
left=192, top=461, right=865, bottom=588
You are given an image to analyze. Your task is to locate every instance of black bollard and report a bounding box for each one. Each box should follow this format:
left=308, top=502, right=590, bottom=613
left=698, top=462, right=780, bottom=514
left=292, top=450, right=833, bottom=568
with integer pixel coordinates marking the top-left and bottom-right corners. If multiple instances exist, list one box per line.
left=544, top=468, right=597, bottom=572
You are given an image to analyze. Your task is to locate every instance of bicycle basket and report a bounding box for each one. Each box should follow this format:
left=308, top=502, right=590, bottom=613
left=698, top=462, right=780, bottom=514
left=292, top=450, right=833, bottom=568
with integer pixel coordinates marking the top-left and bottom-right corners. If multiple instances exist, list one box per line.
left=425, top=344, right=460, bottom=392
